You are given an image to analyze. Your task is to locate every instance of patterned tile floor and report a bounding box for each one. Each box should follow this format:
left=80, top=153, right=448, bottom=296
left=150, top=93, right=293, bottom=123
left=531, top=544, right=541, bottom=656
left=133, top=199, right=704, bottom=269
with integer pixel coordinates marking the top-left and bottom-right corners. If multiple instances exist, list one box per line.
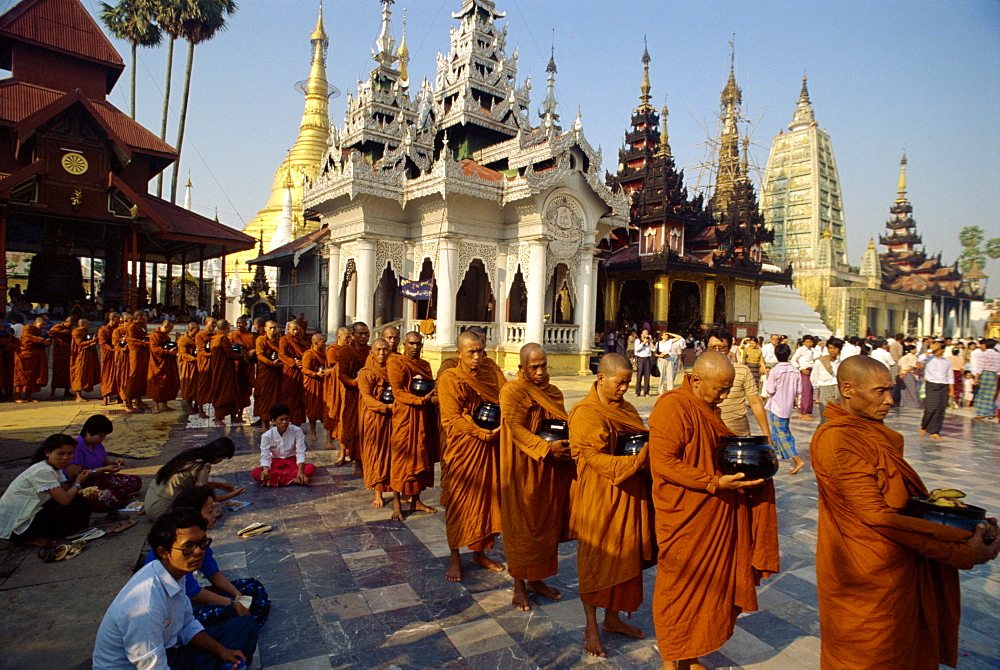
left=190, top=379, right=999, bottom=670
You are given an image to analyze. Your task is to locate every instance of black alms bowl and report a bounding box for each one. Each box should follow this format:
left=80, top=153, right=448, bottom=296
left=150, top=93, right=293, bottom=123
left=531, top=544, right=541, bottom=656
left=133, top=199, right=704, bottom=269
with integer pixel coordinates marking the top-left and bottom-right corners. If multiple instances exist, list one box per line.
left=410, top=378, right=435, bottom=397
left=716, top=435, right=779, bottom=480
left=616, top=432, right=649, bottom=456
left=904, top=497, right=997, bottom=542
left=379, top=386, right=394, bottom=404
left=473, top=402, right=501, bottom=430
left=536, top=419, right=569, bottom=442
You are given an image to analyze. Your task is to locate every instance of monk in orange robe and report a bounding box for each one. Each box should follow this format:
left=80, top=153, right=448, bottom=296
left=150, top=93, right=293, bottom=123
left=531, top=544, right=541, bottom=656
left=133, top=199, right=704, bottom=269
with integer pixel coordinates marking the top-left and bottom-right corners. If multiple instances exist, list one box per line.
left=70, top=318, right=100, bottom=401
left=323, top=326, right=351, bottom=450
left=229, top=316, right=256, bottom=413
left=254, top=321, right=283, bottom=430
left=381, top=326, right=400, bottom=355
left=811, top=355, right=998, bottom=669
left=125, top=311, right=151, bottom=411
left=147, top=319, right=180, bottom=414
left=278, top=320, right=308, bottom=426
left=569, top=353, right=656, bottom=657
left=438, top=330, right=507, bottom=582
left=387, top=331, right=439, bottom=521
left=112, top=313, right=133, bottom=406
left=336, top=321, right=371, bottom=475
left=301, top=333, right=330, bottom=441
left=208, top=319, right=246, bottom=426
left=500, top=343, right=574, bottom=611
left=177, top=322, right=200, bottom=414
left=357, top=338, right=394, bottom=507
left=14, top=318, right=50, bottom=402
left=194, top=317, right=217, bottom=419
left=98, top=313, right=120, bottom=405
left=48, top=316, right=75, bottom=399
left=648, top=352, right=779, bottom=668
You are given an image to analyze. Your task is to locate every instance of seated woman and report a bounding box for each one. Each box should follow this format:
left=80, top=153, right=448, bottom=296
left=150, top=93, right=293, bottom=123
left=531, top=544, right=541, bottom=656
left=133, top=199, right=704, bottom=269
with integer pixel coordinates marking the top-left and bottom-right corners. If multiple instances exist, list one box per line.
left=63, top=414, right=142, bottom=512
left=144, top=486, right=270, bottom=627
left=144, top=438, right=245, bottom=522
left=251, top=403, right=316, bottom=486
left=0, top=434, right=92, bottom=546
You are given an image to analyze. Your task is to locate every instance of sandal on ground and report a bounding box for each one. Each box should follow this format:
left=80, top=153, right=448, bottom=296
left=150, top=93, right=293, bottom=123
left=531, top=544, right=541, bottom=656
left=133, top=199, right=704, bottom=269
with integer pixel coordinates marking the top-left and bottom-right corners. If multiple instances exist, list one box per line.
left=70, top=528, right=106, bottom=542
left=66, top=527, right=98, bottom=541
left=108, top=519, right=139, bottom=533
left=56, top=539, right=86, bottom=561
left=240, top=525, right=272, bottom=538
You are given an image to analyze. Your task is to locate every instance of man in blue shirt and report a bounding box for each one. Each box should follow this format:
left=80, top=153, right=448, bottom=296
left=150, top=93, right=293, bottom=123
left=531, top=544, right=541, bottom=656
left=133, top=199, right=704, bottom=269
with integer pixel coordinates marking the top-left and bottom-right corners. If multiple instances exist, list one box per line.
left=93, top=508, right=257, bottom=669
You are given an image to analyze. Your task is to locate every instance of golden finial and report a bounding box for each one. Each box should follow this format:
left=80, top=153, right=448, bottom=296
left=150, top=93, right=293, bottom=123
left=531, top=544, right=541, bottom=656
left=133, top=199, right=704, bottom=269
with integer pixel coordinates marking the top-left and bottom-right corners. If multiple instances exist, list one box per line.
left=657, top=97, right=671, bottom=157
left=311, top=2, right=327, bottom=45
left=639, top=37, right=652, bottom=109
left=895, top=152, right=908, bottom=202
left=397, top=8, right=409, bottom=86
left=740, top=137, right=749, bottom=177
left=822, top=226, right=832, bottom=239
left=867, top=236, right=876, bottom=250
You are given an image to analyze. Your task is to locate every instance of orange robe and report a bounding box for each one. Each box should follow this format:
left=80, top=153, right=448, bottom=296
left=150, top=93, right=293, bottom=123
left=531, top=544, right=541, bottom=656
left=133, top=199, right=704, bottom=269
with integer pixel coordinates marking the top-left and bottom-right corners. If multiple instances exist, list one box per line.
left=48, top=322, right=73, bottom=389
left=301, top=349, right=328, bottom=423
left=358, top=365, right=392, bottom=492
left=208, top=332, right=242, bottom=418
left=254, top=336, right=283, bottom=421
left=14, top=325, right=48, bottom=393
left=278, top=334, right=307, bottom=424
left=438, top=365, right=505, bottom=551
left=811, top=403, right=976, bottom=669
left=229, top=330, right=256, bottom=411
left=147, top=330, right=180, bottom=403
left=387, top=355, right=438, bottom=495
left=97, top=324, right=117, bottom=399
left=125, top=321, right=149, bottom=399
left=112, top=324, right=130, bottom=400
left=195, top=329, right=214, bottom=406
left=323, top=343, right=342, bottom=435
left=569, top=383, right=655, bottom=612
left=336, top=344, right=371, bottom=459
left=648, top=376, right=779, bottom=660
left=177, top=334, right=198, bottom=403
left=499, top=373, right=573, bottom=580
left=70, top=326, right=100, bottom=393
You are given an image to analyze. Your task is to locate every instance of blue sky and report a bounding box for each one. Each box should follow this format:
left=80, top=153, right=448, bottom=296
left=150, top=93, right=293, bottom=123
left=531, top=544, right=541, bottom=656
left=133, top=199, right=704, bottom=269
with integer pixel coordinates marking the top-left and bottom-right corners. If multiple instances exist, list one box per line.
left=29, top=1, right=1000, bottom=290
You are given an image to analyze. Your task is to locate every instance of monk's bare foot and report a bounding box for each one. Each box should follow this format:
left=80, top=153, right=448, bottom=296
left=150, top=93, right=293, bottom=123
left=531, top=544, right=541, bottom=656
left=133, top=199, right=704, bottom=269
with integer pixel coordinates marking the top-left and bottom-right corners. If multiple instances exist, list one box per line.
left=14, top=398, right=28, bottom=403
left=75, top=395, right=87, bottom=403
left=372, top=493, right=385, bottom=508
left=151, top=406, right=161, bottom=414
left=411, top=500, right=437, bottom=514
left=445, top=551, right=464, bottom=582
left=332, top=450, right=347, bottom=467
left=789, top=456, right=805, bottom=475
left=102, top=398, right=110, bottom=406
left=391, top=495, right=404, bottom=521
left=30, top=398, right=40, bottom=403
left=583, top=624, right=606, bottom=658
left=526, top=580, right=561, bottom=600
left=353, top=463, right=364, bottom=478
left=602, top=611, right=645, bottom=640
left=472, top=551, right=505, bottom=572
left=512, top=580, right=533, bottom=611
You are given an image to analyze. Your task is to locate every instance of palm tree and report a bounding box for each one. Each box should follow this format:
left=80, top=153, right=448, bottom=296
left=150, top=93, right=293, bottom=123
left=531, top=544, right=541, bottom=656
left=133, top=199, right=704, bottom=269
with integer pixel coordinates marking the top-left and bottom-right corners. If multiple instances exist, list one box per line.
left=99, top=0, right=161, bottom=119
left=153, top=0, right=185, bottom=198
left=985, top=237, right=1000, bottom=293
left=169, top=0, right=238, bottom=204
left=958, top=225, right=984, bottom=250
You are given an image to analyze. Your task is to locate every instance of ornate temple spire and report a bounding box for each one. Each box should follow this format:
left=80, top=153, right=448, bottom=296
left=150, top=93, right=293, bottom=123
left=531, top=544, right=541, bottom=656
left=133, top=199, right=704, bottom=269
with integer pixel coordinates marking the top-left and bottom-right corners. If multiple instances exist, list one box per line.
left=539, top=41, right=559, bottom=128
left=896, top=152, right=908, bottom=203
left=656, top=99, right=672, bottom=158
left=740, top=136, right=749, bottom=180
left=397, top=8, right=409, bottom=88
left=860, top=237, right=880, bottom=279
left=638, top=38, right=652, bottom=111
left=372, top=0, right=397, bottom=69
left=291, top=2, right=331, bottom=168
left=788, top=75, right=815, bottom=131
left=711, top=57, right=743, bottom=214
left=183, top=174, right=192, bottom=211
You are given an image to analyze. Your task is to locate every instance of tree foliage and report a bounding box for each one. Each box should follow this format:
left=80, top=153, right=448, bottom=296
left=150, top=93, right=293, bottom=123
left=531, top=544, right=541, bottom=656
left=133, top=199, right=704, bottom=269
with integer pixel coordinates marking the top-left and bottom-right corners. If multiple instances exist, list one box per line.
left=958, top=246, right=986, bottom=273
left=958, top=225, right=984, bottom=249
left=99, top=0, right=161, bottom=119
left=986, top=238, right=1000, bottom=260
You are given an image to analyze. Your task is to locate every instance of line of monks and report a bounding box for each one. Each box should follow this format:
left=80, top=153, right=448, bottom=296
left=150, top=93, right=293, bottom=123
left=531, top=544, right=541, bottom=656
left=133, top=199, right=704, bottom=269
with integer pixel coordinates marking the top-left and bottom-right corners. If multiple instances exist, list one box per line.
left=4, top=315, right=101, bottom=403
left=5, top=310, right=994, bottom=668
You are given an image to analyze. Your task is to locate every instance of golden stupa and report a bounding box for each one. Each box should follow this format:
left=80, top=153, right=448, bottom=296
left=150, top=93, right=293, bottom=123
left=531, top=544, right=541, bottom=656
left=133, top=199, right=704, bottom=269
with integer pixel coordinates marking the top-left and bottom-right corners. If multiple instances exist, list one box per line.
left=227, top=6, right=330, bottom=276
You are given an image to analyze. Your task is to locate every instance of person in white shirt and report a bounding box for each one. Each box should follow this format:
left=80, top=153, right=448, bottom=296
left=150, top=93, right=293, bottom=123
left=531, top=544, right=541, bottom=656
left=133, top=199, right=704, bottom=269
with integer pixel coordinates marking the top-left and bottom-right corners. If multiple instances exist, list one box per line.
left=870, top=338, right=895, bottom=372
left=92, top=508, right=256, bottom=670
left=840, top=337, right=861, bottom=359
left=633, top=328, right=653, bottom=396
left=761, top=334, right=780, bottom=369
left=654, top=331, right=683, bottom=393
left=918, top=340, right=953, bottom=440
left=250, top=403, right=316, bottom=486
left=810, top=337, right=843, bottom=425
left=790, top=335, right=818, bottom=420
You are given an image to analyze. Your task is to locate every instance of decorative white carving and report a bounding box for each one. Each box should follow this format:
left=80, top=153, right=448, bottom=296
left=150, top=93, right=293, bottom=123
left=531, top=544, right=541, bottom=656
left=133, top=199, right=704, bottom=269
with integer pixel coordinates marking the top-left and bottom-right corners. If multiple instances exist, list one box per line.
left=412, top=239, right=439, bottom=270
left=375, top=240, right=406, bottom=278
left=339, top=241, right=358, bottom=284
left=458, top=240, right=498, bottom=291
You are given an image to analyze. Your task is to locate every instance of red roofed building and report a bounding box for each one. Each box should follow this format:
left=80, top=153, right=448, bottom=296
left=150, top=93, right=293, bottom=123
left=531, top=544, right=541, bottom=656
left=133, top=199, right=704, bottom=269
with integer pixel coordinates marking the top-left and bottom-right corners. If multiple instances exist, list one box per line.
left=0, top=0, right=254, bottom=312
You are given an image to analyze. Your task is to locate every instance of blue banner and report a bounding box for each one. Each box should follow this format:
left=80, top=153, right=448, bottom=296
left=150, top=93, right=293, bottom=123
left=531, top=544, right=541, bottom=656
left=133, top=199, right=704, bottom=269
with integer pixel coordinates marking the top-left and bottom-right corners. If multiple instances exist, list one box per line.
left=399, top=277, right=434, bottom=300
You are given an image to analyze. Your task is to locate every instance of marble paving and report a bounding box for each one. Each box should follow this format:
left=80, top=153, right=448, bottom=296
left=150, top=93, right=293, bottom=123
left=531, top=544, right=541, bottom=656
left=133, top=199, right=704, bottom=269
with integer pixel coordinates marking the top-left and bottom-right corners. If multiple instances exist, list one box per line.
left=187, top=379, right=1000, bottom=670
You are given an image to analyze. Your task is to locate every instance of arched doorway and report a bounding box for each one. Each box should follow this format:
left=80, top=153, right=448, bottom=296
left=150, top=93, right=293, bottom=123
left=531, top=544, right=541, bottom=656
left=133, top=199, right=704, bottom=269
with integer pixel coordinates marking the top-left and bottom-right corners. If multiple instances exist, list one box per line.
left=668, top=280, right=701, bottom=334
left=414, top=258, right=437, bottom=320
left=339, top=259, right=356, bottom=326
left=507, top=266, right=527, bottom=322
left=373, top=263, right=401, bottom=327
left=456, top=259, right=492, bottom=322
left=617, top=279, right=651, bottom=326
left=547, top=263, right=574, bottom=324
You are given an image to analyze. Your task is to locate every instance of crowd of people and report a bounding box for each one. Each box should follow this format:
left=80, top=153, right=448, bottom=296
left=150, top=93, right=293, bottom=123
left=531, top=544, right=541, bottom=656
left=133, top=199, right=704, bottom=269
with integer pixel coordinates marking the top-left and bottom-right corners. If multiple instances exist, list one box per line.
left=1, top=307, right=999, bottom=668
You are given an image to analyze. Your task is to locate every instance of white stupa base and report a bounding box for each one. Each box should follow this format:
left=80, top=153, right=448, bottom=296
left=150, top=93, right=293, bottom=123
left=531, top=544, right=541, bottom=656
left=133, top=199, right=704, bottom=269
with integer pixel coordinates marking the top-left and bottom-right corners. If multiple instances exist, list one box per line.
left=758, top=285, right=832, bottom=341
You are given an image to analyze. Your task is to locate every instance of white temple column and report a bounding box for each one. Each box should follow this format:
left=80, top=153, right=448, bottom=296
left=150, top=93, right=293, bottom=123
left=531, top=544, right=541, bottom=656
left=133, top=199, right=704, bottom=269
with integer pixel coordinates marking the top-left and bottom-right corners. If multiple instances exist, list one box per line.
left=494, top=248, right=508, bottom=341
left=355, top=238, right=376, bottom=328
left=576, top=249, right=596, bottom=351
left=524, top=239, right=548, bottom=345
left=326, top=242, right=341, bottom=339
left=403, top=242, right=415, bottom=331
left=436, top=238, right=459, bottom=349
left=922, top=298, right=933, bottom=336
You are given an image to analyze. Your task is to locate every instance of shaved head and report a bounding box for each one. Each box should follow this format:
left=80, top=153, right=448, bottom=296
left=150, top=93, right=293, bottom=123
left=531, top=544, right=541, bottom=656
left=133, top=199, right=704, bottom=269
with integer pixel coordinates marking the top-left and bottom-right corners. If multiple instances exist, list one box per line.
left=691, top=352, right=735, bottom=407
left=457, top=330, right=485, bottom=372
left=837, top=354, right=890, bottom=387
left=598, top=352, right=632, bottom=376
left=457, top=330, right=481, bottom=351
left=693, top=351, right=734, bottom=379
left=519, top=343, right=548, bottom=386
left=837, top=354, right=895, bottom=422
left=311, top=333, right=326, bottom=345
left=519, top=342, right=545, bottom=366
left=372, top=338, right=389, bottom=349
